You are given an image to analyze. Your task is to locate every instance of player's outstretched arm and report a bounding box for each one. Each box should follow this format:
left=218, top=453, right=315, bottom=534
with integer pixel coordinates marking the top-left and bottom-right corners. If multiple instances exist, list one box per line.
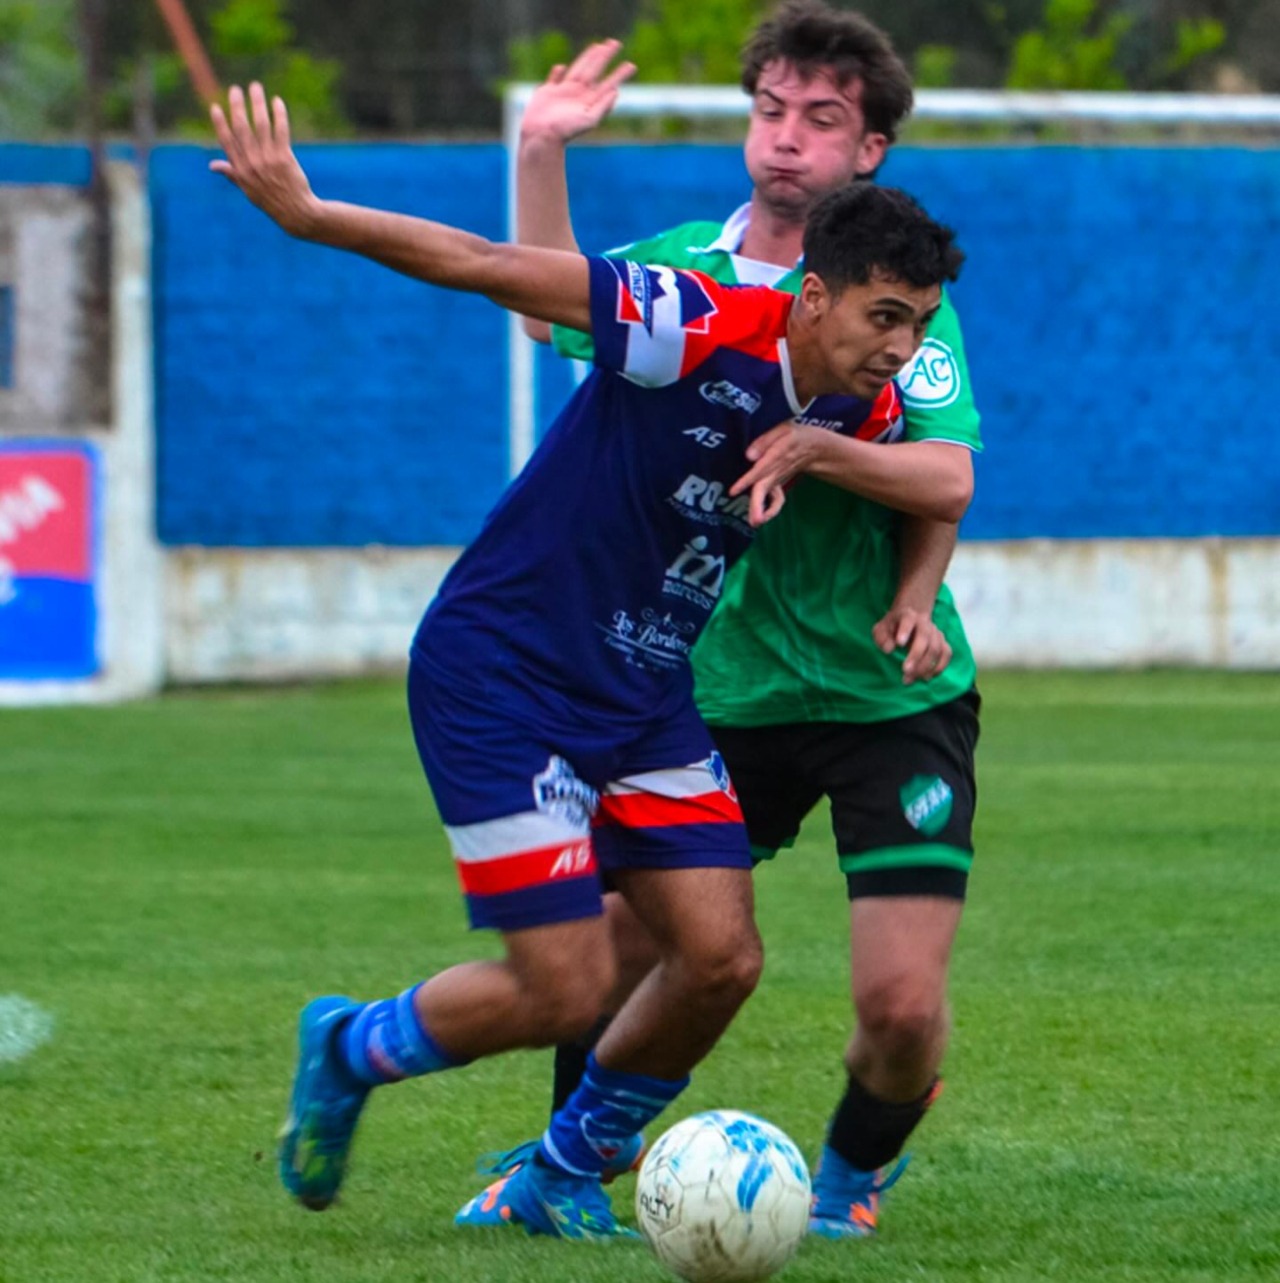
left=517, top=40, right=635, bottom=341
left=730, top=424, right=973, bottom=526
left=210, top=83, right=592, bottom=331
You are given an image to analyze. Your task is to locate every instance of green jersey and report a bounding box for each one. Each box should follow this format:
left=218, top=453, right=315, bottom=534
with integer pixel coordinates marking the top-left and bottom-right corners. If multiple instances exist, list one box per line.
left=551, top=206, right=982, bottom=726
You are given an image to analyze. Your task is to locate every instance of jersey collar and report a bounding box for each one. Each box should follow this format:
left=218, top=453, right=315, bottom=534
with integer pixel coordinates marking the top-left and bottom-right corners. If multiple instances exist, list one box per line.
left=699, top=203, right=754, bottom=254
left=776, top=338, right=815, bottom=416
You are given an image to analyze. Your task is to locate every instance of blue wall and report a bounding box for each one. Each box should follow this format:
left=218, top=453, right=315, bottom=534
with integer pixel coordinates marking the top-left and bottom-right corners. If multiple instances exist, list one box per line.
left=9, top=142, right=1280, bottom=544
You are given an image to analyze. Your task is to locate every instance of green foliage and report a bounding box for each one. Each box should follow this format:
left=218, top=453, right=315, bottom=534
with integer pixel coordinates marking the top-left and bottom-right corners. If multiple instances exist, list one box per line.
left=0, top=0, right=82, bottom=137
left=507, top=0, right=766, bottom=85
left=182, top=0, right=349, bottom=138
left=625, top=0, right=765, bottom=84
left=210, top=0, right=294, bottom=58
left=1004, top=0, right=1226, bottom=92
left=1162, top=16, right=1227, bottom=81
left=1006, top=0, right=1133, bottom=91
left=914, top=43, right=959, bottom=90
left=508, top=29, right=576, bottom=84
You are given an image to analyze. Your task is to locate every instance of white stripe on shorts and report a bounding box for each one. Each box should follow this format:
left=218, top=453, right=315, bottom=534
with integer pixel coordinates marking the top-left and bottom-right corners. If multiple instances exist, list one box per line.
left=445, top=810, right=590, bottom=864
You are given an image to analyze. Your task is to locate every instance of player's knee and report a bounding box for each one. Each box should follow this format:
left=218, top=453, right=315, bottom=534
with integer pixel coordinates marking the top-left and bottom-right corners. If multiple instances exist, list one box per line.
left=515, top=955, right=617, bottom=1046
left=855, top=983, right=946, bottom=1061
left=683, top=924, right=763, bottom=1011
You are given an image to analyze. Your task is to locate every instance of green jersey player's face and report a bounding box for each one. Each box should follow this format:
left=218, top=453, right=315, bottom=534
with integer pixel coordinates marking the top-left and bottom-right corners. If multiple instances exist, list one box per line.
left=744, top=61, right=889, bottom=222
left=800, top=272, right=941, bottom=402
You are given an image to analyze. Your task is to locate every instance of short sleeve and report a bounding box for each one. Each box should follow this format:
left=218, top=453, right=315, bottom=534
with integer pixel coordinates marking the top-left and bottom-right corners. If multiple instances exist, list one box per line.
left=587, top=258, right=728, bottom=388
left=896, top=290, right=983, bottom=451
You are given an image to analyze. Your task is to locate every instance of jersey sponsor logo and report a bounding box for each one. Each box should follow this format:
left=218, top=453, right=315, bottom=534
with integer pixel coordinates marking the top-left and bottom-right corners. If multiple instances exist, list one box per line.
left=548, top=843, right=594, bottom=878
left=664, top=535, right=727, bottom=609
left=597, top=607, right=695, bottom=672
left=793, top=414, right=846, bottom=432
left=668, top=474, right=752, bottom=534
left=900, top=774, right=954, bottom=836
left=699, top=379, right=761, bottom=415
left=899, top=339, right=961, bottom=409
left=532, top=754, right=599, bottom=827
left=683, top=426, right=727, bottom=449
left=623, top=261, right=658, bottom=334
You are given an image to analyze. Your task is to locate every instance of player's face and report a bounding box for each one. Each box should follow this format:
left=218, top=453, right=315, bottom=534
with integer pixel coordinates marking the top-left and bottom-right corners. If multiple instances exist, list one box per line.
left=744, top=61, right=889, bottom=221
left=806, top=273, right=940, bottom=401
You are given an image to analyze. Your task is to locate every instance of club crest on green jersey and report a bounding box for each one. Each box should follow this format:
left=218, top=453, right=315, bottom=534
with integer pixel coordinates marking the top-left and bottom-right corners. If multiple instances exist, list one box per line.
left=899, top=338, right=960, bottom=409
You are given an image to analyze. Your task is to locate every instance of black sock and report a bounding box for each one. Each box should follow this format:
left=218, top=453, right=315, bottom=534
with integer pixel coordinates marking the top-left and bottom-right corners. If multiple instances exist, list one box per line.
left=826, top=1074, right=942, bottom=1172
left=550, top=1013, right=612, bottom=1118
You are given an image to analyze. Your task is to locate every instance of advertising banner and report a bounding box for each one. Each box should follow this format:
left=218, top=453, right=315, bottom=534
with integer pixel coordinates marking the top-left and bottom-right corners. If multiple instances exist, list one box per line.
left=0, top=441, right=99, bottom=680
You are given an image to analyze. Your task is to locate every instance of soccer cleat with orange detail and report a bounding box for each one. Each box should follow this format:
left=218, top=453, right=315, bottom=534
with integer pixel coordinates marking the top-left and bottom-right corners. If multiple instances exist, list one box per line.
left=454, top=1149, right=636, bottom=1239
left=808, top=1149, right=909, bottom=1238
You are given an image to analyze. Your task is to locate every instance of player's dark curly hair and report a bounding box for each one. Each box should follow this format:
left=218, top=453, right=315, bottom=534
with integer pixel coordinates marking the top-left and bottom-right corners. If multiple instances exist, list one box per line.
left=802, top=184, right=964, bottom=294
left=740, top=0, right=914, bottom=141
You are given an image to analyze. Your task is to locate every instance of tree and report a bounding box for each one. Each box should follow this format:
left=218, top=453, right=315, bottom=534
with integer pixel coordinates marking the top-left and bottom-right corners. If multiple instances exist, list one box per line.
left=510, top=0, right=766, bottom=85
left=147, top=0, right=349, bottom=138
left=0, top=0, right=82, bottom=137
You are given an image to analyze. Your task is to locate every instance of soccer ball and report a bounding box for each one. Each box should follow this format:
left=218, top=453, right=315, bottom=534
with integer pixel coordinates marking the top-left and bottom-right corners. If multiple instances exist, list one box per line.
left=635, top=1110, right=812, bottom=1283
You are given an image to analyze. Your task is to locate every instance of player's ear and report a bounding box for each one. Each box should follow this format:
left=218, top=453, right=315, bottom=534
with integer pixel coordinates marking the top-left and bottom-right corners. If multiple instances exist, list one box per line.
left=855, top=131, right=889, bottom=177
left=798, top=273, right=828, bottom=322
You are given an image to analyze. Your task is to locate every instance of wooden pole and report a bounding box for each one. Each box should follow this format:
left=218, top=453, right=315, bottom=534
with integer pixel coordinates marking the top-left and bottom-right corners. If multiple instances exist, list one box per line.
left=151, top=0, right=223, bottom=106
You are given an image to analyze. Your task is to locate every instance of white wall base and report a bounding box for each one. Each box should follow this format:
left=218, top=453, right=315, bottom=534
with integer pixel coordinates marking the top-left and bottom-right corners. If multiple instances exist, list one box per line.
left=950, top=536, right=1280, bottom=668
left=157, top=536, right=1279, bottom=686
left=163, top=546, right=459, bottom=683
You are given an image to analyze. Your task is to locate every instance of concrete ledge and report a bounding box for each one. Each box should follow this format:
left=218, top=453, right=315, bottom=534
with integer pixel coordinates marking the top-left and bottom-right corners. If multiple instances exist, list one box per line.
left=158, top=535, right=1280, bottom=686
left=163, top=545, right=459, bottom=682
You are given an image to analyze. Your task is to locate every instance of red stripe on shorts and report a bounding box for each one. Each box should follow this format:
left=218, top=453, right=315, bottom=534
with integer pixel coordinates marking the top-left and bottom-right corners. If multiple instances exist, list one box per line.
left=594, top=788, right=742, bottom=830
left=457, top=839, right=596, bottom=897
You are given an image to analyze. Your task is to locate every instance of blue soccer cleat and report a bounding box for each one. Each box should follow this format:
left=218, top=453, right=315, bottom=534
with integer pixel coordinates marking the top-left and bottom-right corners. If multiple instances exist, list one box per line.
left=809, top=1147, right=910, bottom=1238
left=465, top=1133, right=645, bottom=1189
left=455, top=1149, right=637, bottom=1240
left=277, top=995, right=369, bottom=1211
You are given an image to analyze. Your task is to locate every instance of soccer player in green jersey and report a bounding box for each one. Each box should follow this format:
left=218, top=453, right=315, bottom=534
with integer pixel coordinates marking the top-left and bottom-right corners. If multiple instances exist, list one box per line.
left=491, top=0, right=983, bottom=1240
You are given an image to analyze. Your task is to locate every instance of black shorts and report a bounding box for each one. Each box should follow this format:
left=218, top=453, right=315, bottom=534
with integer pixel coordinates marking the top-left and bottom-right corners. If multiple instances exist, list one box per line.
left=708, top=688, right=980, bottom=901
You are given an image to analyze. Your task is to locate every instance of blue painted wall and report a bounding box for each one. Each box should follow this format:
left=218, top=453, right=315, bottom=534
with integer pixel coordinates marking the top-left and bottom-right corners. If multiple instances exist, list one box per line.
left=8, top=142, right=1279, bottom=544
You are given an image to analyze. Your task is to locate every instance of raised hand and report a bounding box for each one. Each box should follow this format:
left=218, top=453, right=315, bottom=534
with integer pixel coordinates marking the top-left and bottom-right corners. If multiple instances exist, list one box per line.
left=210, top=83, right=319, bottom=236
left=520, top=39, right=637, bottom=145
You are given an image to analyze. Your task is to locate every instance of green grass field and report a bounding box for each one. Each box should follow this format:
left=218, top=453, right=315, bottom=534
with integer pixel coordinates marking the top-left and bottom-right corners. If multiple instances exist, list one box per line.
left=3, top=671, right=1277, bottom=1283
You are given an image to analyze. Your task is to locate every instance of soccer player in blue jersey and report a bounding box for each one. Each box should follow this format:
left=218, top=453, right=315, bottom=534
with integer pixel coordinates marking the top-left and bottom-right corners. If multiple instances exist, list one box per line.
left=210, top=81, right=966, bottom=1237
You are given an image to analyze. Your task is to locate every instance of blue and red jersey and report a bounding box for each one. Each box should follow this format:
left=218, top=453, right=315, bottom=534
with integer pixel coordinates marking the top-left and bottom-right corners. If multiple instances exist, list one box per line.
left=413, top=256, right=902, bottom=730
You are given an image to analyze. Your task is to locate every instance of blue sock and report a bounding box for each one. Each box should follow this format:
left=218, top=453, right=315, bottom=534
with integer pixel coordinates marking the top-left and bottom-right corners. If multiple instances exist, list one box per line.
left=540, top=1052, right=688, bottom=1177
left=337, top=984, right=466, bottom=1087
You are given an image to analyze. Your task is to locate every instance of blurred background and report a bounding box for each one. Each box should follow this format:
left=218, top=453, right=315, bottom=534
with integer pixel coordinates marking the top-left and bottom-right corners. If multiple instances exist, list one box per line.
left=7, top=0, right=1280, bottom=139
left=1, top=0, right=1278, bottom=701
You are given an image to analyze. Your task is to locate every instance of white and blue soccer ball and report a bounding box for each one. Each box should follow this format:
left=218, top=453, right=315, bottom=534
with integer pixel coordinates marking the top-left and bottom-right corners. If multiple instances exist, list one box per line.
left=635, top=1110, right=812, bottom=1283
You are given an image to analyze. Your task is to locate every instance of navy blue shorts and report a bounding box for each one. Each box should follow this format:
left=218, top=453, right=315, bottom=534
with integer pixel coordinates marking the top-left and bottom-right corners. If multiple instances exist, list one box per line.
left=407, top=657, right=751, bottom=932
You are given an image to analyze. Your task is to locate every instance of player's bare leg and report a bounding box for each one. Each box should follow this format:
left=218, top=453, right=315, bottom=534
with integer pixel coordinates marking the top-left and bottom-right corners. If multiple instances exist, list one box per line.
left=596, top=865, right=763, bottom=1078
left=811, top=895, right=962, bottom=1237
left=279, top=915, right=615, bottom=1212
left=846, top=895, right=961, bottom=1098
left=413, top=916, right=617, bottom=1057
left=457, top=868, right=761, bottom=1237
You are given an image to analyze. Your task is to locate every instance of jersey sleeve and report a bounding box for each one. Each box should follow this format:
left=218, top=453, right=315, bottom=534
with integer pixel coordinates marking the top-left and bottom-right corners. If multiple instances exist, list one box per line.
left=587, top=257, right=763, bottom=388
left=550, top=228, right=684, bottom=363
left=896, top=290, right=983, bottom=451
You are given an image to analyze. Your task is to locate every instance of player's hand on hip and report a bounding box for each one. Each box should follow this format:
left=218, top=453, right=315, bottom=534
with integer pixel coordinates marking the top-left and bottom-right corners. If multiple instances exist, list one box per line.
left=730, top=422, right=823, bottom=527
left=210, top=83, right=320, bottom=237
left=521, top=40, right=637, bottom=144
left=873, top=606, right=953, bottom=684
